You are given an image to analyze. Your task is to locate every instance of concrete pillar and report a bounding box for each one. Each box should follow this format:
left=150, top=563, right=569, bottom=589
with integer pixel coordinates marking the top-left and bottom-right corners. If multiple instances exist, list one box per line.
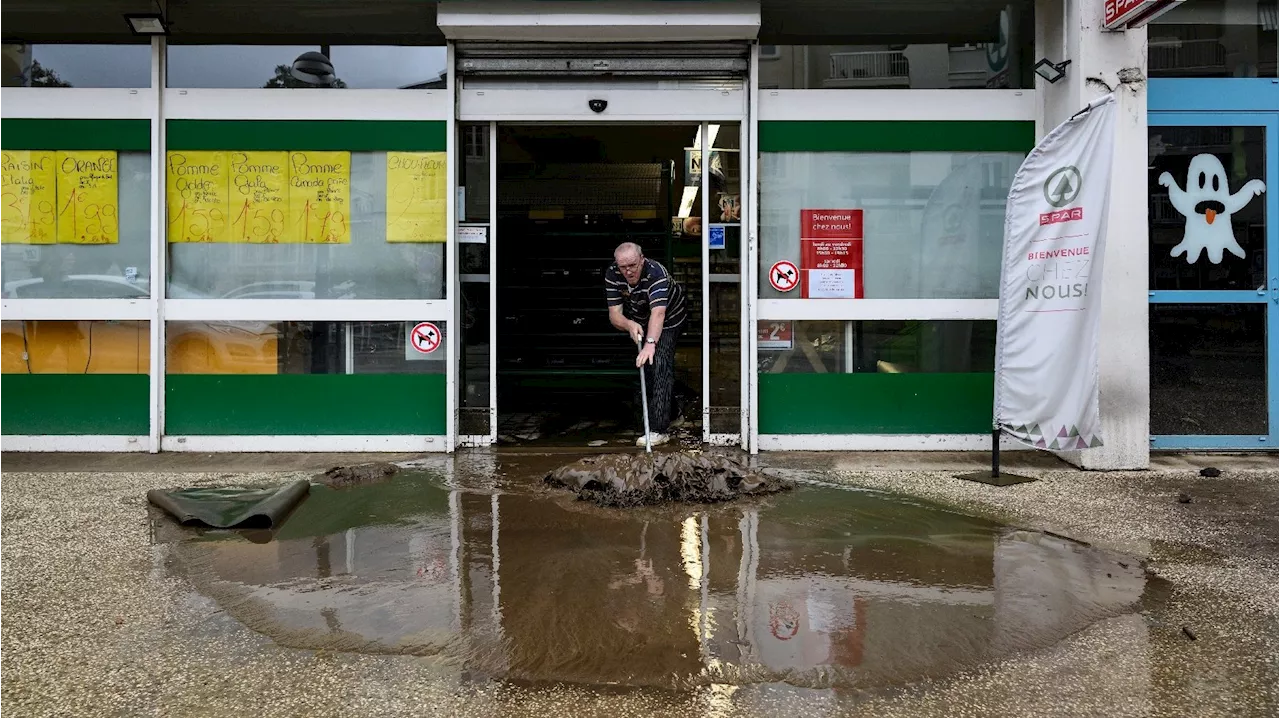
left=1035, top=0, right=1151, bottom=469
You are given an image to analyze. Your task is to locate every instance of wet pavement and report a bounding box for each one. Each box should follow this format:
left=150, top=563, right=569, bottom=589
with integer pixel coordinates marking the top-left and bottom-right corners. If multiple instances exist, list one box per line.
left=155, top=458, right=1155, bottom=693
left=2, top=450, right=1276, bottom=716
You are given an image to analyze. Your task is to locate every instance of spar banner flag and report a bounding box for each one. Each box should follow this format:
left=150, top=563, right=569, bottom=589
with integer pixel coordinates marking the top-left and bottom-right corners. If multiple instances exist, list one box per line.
left=995, top=93, right=1117, bottom=450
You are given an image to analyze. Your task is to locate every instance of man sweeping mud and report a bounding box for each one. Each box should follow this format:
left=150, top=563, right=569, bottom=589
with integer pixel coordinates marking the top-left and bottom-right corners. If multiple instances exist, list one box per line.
left=605, top=242, right=686, bottom=447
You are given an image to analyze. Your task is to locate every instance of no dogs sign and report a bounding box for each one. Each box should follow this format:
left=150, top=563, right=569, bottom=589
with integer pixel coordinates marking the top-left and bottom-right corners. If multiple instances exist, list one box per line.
left=768, top=260, right=799, bottom=292
left=409, top=322, right=442, bottom=354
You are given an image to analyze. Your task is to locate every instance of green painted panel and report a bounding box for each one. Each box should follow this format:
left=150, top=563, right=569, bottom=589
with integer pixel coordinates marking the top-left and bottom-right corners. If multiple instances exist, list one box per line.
left=758, top=372, right=993, bottom=434
left=1, top=374, right=149, bottom=434
left=167, top=120, right=448, bottom=151
left=1, top=119, right=151, bottom=150
left=759, top=121, right=1035, bottom=153
left=166, top=374, right=446, bottom=435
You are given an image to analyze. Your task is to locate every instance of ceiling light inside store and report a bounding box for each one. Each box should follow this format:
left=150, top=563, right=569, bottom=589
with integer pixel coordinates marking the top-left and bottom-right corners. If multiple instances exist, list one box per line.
left=691, top=124, right=720, bottom=151
left=678, top=186, right=699, bottom=218
left=124, top=13, right=168, bottom=35
left=1033, top=58, right=1071, bottom=84
left=680, top=124, right=721, bottom=217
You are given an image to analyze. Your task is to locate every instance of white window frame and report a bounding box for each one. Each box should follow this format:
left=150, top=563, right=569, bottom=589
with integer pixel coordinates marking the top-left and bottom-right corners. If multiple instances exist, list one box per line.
left=0, top=41, right=161, bottom=452
left=457, top=84, right=750, bottom=451
left=1, top=37, right=457, bottom=452
left=453, top=121, right=499, bottom=449
left=748, top=82, right=1038, bottom=452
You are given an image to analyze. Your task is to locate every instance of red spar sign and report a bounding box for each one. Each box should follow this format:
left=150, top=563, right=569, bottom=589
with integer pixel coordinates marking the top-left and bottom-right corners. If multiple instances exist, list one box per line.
left=1103, top=0, right=1181, bottom=30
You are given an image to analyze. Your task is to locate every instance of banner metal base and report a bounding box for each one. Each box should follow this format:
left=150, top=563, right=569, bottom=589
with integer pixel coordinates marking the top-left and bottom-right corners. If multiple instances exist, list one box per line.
left=953, top=428, right=1039, bottom=487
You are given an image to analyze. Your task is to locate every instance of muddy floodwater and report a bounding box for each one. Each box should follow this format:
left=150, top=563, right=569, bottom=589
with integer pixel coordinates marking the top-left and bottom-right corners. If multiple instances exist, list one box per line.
left=154, top=453, right=1162, bottom=695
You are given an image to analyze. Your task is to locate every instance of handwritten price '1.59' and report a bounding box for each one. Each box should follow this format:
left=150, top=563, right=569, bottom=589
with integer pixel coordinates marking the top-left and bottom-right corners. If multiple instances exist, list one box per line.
left=233, top=199, right=286, bottom=243
left=169, top=199, right=224, bottom=242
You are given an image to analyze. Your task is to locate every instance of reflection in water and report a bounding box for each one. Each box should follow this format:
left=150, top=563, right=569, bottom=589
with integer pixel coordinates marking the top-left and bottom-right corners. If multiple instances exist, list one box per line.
left=160, top=465, right=1152, bottom=692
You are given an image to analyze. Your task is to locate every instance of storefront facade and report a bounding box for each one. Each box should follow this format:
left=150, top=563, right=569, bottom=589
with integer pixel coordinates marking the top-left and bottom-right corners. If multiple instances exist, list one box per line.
left=1, top=0, right=1271, bottom=464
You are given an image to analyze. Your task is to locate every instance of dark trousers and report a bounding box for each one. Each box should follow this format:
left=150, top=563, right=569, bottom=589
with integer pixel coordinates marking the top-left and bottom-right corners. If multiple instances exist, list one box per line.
left=641, top=323, right=682, bottom=432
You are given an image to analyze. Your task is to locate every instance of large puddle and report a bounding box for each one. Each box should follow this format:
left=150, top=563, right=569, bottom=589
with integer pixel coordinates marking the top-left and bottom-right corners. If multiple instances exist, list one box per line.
left=155, top=454, right=1160, bottom=693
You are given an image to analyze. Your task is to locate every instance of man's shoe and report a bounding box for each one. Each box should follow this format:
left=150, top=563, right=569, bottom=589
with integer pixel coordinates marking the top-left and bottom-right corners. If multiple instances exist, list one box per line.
left=636, top=433, right=670, bottom=447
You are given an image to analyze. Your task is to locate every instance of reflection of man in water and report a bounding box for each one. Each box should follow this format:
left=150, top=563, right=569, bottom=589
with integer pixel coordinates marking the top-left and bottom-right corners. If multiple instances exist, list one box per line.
left=605, top=242, right=687, bottom=447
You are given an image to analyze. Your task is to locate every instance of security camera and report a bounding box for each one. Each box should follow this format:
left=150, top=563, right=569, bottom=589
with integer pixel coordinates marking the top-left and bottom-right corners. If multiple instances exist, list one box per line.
left=588, top=99, right=608, bottom=113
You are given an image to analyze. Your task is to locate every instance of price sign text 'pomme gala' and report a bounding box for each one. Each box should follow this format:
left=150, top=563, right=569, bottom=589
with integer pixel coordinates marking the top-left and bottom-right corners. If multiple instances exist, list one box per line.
left=165, top=151, right=446, bottom=245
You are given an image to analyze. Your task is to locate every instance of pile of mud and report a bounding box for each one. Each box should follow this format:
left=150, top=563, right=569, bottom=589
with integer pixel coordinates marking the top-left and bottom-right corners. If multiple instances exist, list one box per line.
left=544, top=452, right=792, bottom=507
left=315, top=462, right=399, bottom=487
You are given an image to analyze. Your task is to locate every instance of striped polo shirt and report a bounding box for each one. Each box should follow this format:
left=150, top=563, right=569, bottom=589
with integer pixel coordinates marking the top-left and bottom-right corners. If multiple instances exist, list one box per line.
left=604, top=257, right=687, bottom=330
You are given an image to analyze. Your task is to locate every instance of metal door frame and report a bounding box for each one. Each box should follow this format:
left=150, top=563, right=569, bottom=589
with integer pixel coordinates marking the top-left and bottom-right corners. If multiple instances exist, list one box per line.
left=452, top=117, right=750, bottom=449
left=1152, top=107, right=1280, bottom=447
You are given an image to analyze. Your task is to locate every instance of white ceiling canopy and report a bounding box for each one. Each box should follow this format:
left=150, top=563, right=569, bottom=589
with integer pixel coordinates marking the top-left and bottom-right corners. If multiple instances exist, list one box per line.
left=436, top=0, right=761, bottom=43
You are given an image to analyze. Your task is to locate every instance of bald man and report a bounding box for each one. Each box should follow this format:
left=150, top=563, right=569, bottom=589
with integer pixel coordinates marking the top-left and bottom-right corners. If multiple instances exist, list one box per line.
left=605, top=242, right=687, bottom=446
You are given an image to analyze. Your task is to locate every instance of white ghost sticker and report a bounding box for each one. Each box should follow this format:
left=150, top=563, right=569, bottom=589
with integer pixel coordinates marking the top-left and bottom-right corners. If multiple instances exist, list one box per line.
left=1159, top=154, right=1266, bottom=264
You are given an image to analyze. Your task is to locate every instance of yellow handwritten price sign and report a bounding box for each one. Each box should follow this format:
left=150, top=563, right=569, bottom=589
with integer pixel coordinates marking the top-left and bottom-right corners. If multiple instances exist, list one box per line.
left=229, top=151, right=289, bottom=243
left=56, top=150, right=119, bottom=244
left=288, top=151, right=350, bottom=244
left=166, top=151, right=230, bottom=243
left=1, top=151, right=57, bottom=245
left=386, top=152, right=447, bottom=243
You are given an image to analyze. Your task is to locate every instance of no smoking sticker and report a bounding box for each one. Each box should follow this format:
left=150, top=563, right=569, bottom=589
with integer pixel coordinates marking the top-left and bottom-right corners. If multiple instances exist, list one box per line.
left=410, top=322, right=442, bottom=354
left=769, top=260, right=799, bottom=292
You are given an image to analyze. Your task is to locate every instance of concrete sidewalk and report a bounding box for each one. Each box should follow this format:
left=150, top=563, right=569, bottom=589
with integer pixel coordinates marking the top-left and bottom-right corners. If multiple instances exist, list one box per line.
left=2, top=448, right=1273, bottom=474
left=2, top=449, right=1276, bottom=717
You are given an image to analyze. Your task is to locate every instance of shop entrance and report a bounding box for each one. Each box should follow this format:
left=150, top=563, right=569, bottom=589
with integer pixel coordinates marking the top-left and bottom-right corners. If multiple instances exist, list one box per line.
left=1148, top=83, right=1278, bottom=450
left=456, top=122, right=745, bottom=447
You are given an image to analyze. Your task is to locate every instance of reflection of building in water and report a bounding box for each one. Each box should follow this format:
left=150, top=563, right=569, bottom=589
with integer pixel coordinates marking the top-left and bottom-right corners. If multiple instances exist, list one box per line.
left=177, top=481, right=1151, bottom=693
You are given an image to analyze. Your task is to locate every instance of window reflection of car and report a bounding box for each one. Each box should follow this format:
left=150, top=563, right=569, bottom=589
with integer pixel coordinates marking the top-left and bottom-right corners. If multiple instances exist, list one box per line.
left=220, top=281, right=356, bottom=300
left=0, top=275, right=276, bottom=373
left=3, top=274, right=149, bottom=299
left=168, top=320, right=280, bottom=374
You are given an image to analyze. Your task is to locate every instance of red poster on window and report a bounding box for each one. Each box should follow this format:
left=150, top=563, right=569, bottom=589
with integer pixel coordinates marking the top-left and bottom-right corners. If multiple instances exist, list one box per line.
left=800, top=209, right=864, bottom=299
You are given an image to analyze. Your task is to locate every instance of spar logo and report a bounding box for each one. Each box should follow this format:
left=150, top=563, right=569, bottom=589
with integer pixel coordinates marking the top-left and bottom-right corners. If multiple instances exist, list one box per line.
left=1040, top=165, right=1083, bottom=225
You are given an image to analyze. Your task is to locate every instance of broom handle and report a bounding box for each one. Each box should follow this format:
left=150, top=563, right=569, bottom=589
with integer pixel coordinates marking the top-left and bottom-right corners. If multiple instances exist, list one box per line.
left=637, top=338, right=652, bottom=453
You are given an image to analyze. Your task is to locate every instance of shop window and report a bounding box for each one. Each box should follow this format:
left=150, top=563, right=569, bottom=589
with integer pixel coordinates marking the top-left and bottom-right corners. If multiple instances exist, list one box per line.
left=1, top=43, right=151, bottom=88
left=1149, top=1, right=1278, bottom=78
left=758, top=320, right=993, bottom=375
left=756, top=320, right=995, bottom=434
left=756, top=7, right=1032, bottom=89
left=1, top=320, right=150, bottom=435
left=166, top=321, right=446, bottom=375
left=1, top=320, right=149, bottom=374
left=1148, top=126, right=1267, bottom=291
left=759, top=151, right=1022, bottom=300
left=167, top=151, right=446, bottom=300
left=166, top=45, right=447, bottom=89
left=164, top=321, right=447, bottom=435
left=1, top=151, right=152, bottom=299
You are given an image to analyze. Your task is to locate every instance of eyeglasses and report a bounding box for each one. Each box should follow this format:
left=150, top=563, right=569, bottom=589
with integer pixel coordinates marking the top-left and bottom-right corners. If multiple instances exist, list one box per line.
left=617, top=258, right=643, bottom=272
